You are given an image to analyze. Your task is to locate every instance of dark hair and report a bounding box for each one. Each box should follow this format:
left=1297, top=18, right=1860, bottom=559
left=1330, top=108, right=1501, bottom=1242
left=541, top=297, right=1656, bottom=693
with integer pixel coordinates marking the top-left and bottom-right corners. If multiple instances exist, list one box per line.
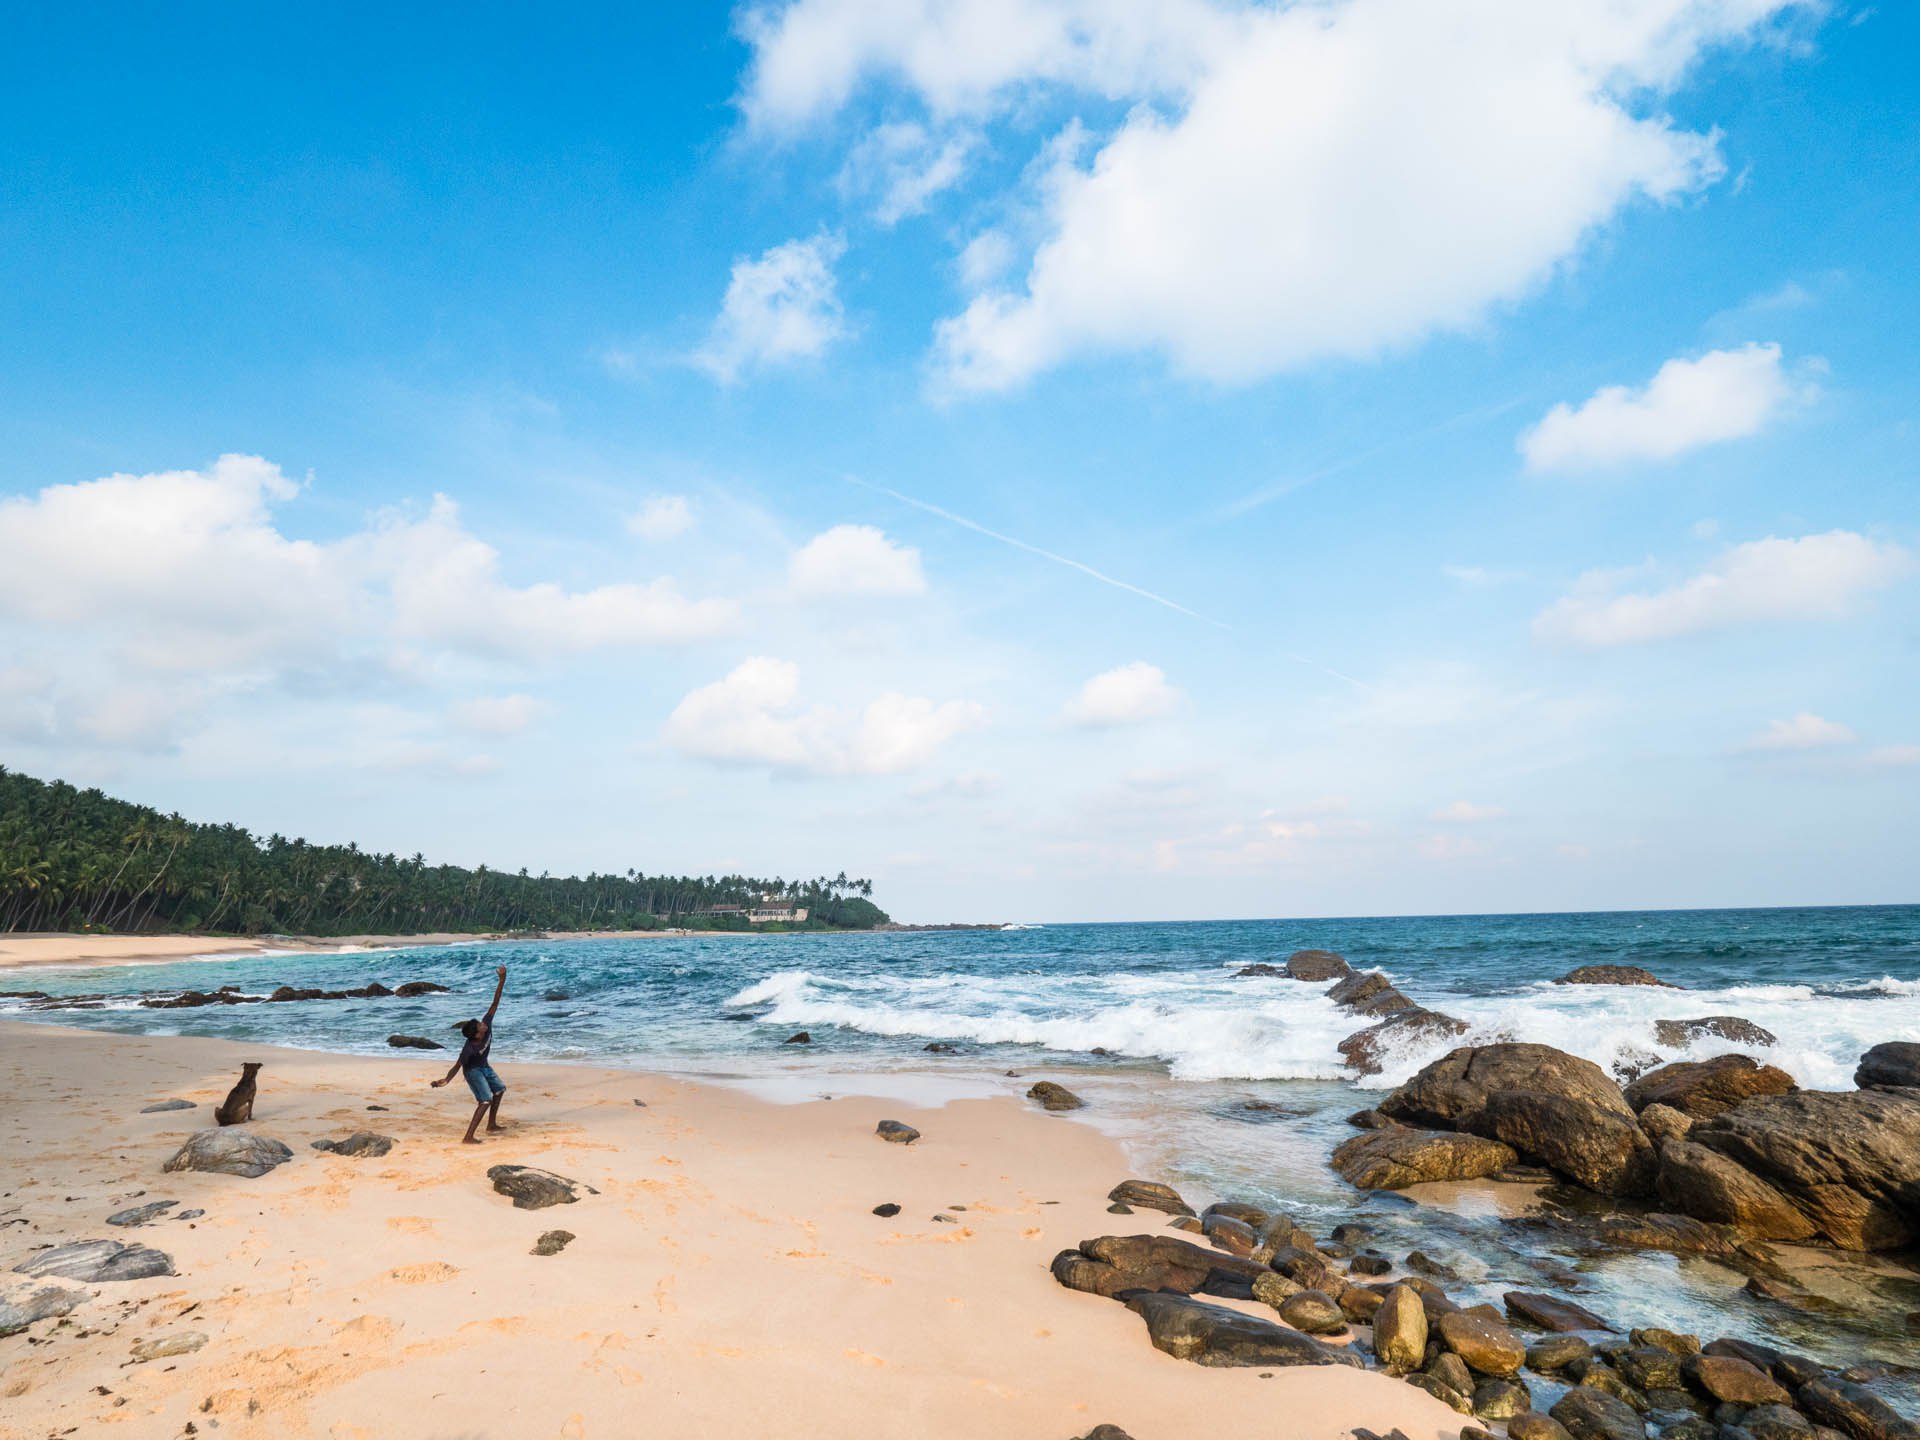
left=456, top=1018, right=481, bottom=1040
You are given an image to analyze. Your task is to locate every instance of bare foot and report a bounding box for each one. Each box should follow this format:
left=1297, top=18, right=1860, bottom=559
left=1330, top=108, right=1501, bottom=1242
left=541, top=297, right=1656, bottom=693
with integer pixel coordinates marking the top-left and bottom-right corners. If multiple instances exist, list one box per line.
left=462, top=1136, right=482, bottom=1145
left=485, top=1124, right=506, bottom=1133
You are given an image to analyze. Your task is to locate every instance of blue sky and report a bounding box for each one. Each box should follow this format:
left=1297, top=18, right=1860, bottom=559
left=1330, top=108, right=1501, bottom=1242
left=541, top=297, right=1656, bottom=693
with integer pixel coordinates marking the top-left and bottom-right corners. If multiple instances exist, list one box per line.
left=2, top=1, right=1915, bottom=922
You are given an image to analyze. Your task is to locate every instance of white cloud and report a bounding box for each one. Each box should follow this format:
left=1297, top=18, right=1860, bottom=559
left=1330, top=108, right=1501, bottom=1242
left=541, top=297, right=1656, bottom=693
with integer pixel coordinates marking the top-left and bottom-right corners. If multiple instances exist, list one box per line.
left=1432, top=801, right=1505, bottom=822
left=841, top=122, right=978, bottom=224
left=957, top=230, right=1016, bottom=291
left=740, top=0, right=1817, bottom=391
left=1534, top=531, right=1911, bottom=648
left=662, top=657, right=983, bottom=776
left=694, top=234, right=849, bottom=383
left=1743, top=713, right=1856, bottom=752
left=789, top=524, right=927, bottom=597
left=1519, top=342, right=1812, bottom=473
left=1867, top=745, right=1920, bottom=769
left=1065, top=661, right=1181, bottom=727
left=449, top=694, right=545, bottom=736
left=628, top=494, right=696, bottom=541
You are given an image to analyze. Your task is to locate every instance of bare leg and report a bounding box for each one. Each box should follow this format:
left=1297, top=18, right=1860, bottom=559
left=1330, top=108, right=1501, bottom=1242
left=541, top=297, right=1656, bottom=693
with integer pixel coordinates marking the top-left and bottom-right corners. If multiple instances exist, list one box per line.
left=462, top=1102, right=487, bottom=1144
left=485, top=1093, right=505, bottom=1132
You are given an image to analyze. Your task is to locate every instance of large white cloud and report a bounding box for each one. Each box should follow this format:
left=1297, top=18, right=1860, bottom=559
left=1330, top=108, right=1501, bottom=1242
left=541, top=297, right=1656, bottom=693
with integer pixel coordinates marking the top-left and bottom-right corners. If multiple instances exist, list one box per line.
left=1520, top=342, right=1810, bottom=473
left=663, top=657, right=983, bottom=775
left=1535, top=531, right=1911, bottom=648
left=1065, top=661, right=1181, bottom=727
left=694, top=233, right=849, bottom=383
left=789, top=524, right=927, bottom=596
left=741, top=0, right=1810, bottom=390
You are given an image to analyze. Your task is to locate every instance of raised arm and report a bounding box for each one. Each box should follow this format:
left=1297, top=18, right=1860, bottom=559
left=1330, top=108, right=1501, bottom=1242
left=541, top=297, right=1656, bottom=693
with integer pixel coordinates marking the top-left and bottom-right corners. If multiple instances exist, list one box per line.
left=483, top=965, right=507, bottom=1024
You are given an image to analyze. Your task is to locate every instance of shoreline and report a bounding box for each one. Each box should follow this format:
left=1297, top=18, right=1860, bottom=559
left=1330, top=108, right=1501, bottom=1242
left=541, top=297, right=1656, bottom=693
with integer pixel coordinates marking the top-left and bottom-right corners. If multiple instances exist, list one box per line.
left=0, top=1019, right=1456, bottom=1440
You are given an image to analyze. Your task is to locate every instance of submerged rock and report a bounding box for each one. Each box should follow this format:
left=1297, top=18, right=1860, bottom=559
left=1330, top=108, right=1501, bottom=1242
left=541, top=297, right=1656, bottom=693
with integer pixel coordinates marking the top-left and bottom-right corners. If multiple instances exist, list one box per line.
left=1120, top=1290, right=1362, bottom=1368
left=1652, top=1016, right=1777, bottom=1048
left=1026, top=1081, right=1085, bottom=1112
left=162, top=1129, right=293, bottom=1178
left=1556, top=966, right=1676, bottom=989
left=394, top=981, right=449, bottom=996
left=782, top=1031, right=811, bottom=1045
left=13, top=1239, right=175, bottom=1283
left=486, top=1164, right=597, bottom=1210
left=1338, top=1008, right=1470, bottom=1075
left=1234, top=963, right=1284, bottom=978
left=1624, top=1055, right=1796, bottom=1120
left=1331, top=1127, right=1517, bottom=1190
left=1855, top=1042, right=1920, bottom=1090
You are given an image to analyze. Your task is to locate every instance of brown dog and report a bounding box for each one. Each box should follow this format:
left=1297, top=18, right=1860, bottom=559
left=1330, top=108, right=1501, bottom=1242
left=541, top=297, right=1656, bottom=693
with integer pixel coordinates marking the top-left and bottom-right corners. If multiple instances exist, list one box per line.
left=215, top=1062, right=262, bottom=1126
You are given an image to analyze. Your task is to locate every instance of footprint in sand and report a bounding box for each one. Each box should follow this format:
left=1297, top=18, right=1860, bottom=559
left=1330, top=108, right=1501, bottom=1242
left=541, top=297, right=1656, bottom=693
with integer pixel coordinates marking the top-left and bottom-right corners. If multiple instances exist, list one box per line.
left=386, top=1216, right=436, bottom=1234
left=385, top=1262, right=460, bottom=1285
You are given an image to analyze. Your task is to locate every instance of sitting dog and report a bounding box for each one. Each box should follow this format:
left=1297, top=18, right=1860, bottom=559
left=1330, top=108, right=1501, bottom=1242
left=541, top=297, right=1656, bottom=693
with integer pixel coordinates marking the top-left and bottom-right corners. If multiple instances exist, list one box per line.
left=214, top=1062, right=263, bottom=1126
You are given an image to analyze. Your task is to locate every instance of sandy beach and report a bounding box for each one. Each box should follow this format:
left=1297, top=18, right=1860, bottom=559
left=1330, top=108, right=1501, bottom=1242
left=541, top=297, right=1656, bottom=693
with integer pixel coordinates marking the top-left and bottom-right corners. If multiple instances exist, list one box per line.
left=0, top=930, right=721, bottom=974
left=0, top=1020, right=1459, bottom=1440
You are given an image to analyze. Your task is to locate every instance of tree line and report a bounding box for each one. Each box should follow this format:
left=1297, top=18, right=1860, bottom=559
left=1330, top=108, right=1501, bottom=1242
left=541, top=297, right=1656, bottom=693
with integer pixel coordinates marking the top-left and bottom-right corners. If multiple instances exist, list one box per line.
left=0, top=766, right=888, bottom=936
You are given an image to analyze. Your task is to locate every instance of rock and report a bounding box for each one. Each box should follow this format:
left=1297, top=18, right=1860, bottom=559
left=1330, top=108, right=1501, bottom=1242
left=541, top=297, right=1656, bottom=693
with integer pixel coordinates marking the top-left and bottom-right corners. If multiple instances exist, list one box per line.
left=923, top=1042, right=960, bottom=1054
left=1107, top=1202, right=1132, bottom=1214
left=1331, top=1127, right=1517, bottom=1189
left=1479, top=1088, right=1655, bottom=1197
left=130, top=1331, right=207, bottom=1363
left=1616, top=1347, right=1686, bottom=1393
left=1504, top=1291, right=1614, bottom=1333
left=1653, top=1016, right=1777, bottom=1048
left=1349, top=1253, right=1392, bottom=1276
left=1329, top=971, right=1415, bottom=1015
left=177, top=1209, right=203, bottom=1221
left=1552, top=1385, right=1650, bottom=1440
left=1528, top=1334, right=1594, bottom=1372
left=163, top=1129, right=293, bottom=1178
left=1739, top=1405, right=1817, bottom=1440
left=1200, top=1200, right=1271, bottom=1228
left=1591, top=1211, right=1745, bottom=1258
left=1580, top=1368, right=1650, bottom=1412
left=1073, top=1428, right=1137, bottom=1440
left=1624, top=1056, right=1797, bottom=1120
left=394, top=981, right=449, bottom=996
left=1474, top=1378, right=1531, bottom=1420
left=1120, top=1290, right=1363, bottom=1368
left=1557, top=966, right=1676, bottom=989
left=140, top=1099, right=196, bottom=1113
left=1201, top=1213, right=1258, bottom=1257
left=1027, top=1081, right=1085, bottom=1112
left=1404, top=1372, right=1474, bottom=1414
left=542, top=989, right=571, bottom=1002
left=1339, top=1008, right=1472, bottom=1075
left=875, top=1120, right=920, bottom=1144
left=532, top=1229, right=575, bottom=1256
left=1437, top=1311, right=1526, bottom=1376
left=387, top=1034, right=444, bottom=1050
left=106, top=1200, right=178, bottom=1227
left=1797, top=1379, right=1920, bottom=1440
left=0, top=1284, right=86, bottom=1336
left=1637, top=1103, right=1694, bottom=1147
left=1339, top=1286, right=1383, bottom=1322
left=311, top=1132, right=395, bottom=1158
left=1666, top=1088, right=1920, bottom=1249
left=782, top=1031, right=811, bottom=1045
left=1167, top=1215, right=1203, bottom=1234
left=1250, top=1271, right=1301, bottom=1309
left=1106, top=1180, right=1193, bottom=1216
left=1682, top=1354, right=1791, bottom=1407
left=1629, top=1328, right=1698, bottom=1356
left=486, top=1165, right=596, bottom=1210
left=1051, top=1233, right=1266, bottom=1300
left=1510, top=1414, right=1577, bottom=1440
left=13, top=1239, right=175, bottom=1282
left=1372, top=1283, right=1427, bottom=1372
left=1285, top=949, right=1352, bottom=981
left=1277, top=1289, right=1346, bottom=1335
left=1235, top=963, right=1284, bottom=977
left=1855, top=1042, right=1920, bottom=1090
left=1348, top=1108, right=1397, bottom=1129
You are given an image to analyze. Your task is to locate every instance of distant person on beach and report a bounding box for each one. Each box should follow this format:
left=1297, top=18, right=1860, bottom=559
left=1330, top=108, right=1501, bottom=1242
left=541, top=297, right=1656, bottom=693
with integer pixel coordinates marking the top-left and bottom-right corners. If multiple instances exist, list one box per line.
left=431, top=964, right=509, bottom=1144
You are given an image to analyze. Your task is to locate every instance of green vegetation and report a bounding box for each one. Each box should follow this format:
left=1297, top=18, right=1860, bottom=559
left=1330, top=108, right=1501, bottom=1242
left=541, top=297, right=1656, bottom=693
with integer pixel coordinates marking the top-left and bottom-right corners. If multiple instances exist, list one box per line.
left=0, top=766, right=889, bottom=936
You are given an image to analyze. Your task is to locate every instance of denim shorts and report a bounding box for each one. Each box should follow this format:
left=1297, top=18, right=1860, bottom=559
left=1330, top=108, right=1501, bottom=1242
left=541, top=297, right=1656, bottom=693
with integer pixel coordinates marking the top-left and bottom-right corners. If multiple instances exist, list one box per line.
left=464, top=1063, right=506, bottom=1104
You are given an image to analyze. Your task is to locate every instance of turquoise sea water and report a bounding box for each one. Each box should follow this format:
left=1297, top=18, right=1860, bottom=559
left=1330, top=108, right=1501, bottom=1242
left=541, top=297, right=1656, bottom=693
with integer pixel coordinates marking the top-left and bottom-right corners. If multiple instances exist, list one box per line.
left=8, top=904, right=1919, bottom=1401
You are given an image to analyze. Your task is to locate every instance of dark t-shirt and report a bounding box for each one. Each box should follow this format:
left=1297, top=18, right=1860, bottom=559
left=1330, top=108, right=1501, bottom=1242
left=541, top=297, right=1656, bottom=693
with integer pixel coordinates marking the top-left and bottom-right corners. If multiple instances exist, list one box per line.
left=458, top=1022, right=493, bottom=1072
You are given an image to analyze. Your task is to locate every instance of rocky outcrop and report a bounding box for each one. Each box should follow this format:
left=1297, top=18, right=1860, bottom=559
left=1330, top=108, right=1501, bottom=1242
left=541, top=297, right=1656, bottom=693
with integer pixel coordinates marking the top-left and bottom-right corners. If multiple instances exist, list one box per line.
left=1284, top=949, right=1351, bottom=982
left=13, top=1239, right=175, bottom=1282
left=1050, top=1234, right=1265, bottom=1299
left=487, top=1165, right=597, bottom=1210
left=1119, top=1290, right=1362, bottom=1368
left=1855, top=1042, right=1920, bottom=1090
left=311, top=1132, right=395, bottom=1157
left=1329, top=971, right=1415, bottom=1016
left=1027, top=1081, right=1085, bottom=1111
left=1551, top=1385, right=1649, bottom=1440
left=1637, top=1104, right=1693, bottom=1147
left=1331, top=1128, right=1516, bottom=1190
left=387, top=1034, right=444, bottom=1050
left=1337, top=1008, right=1469, bottom=1075
left=1107, top=1180, right=1193, bottom=1216
left=875, top=1120, right=920, bottom=1144
left=394, top=981, right=450, bottom=997
left=1797, top=1379, right=1920, bottom=1440
left=1652, top=1016, right=1776, bottom=1048
left=1623, top=1055, right=1796, bottom=1119
left=1557, top=966, right=1676, bottom=989
left=0, top=1284, right=86, bottom=1336
left=1234, top=963, right=1283, bottom=977
left=1479, top=1089, right=1654, bottom=1197
left=163, top=1128, right=293, bottom=1178
left=1653, top=1139, right=1818, bottom=1242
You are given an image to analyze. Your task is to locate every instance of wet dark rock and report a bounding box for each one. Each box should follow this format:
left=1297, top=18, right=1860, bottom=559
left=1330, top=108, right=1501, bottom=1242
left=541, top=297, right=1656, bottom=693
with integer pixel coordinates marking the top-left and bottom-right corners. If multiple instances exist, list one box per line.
left=1330, top=971, right=1415, bottom=1015
left=1332, top=1127, right=1517, bottom=1190
left=1234, top=963, right=1284, bottom=978
left=1405, top=1250, right=1461, bottom=1280
left=1637, top=1104, right=1694, bottom=1147
left=1772, top=1354, right=1830, bottom=1391
left=1529, top=1334, right=1594, bottom=1372
left=1437, top=1311, right=1526, bottom=1376
left=106, top=1200, right=177, bottom=1227
left=922, top=1042, right=961, bottom=1054
left=1027, top=1081, right=1085, bottom=1112
left=1591, top=1211, right=1745, bottom=1258
left=1339, top=1008, right=1471, bottom=1075
left=177, top=1208, right=203, bottom=1220
left=1349, top=1253, right=1392, bottom=1276
left=1652, top=1016, right=1777, bottom=1049
left=1738, top=1405, right=1817, bottom=1440
left=1505, top=1290, right=1614, bottom=1333
left=1339, top=1286, right=1384, bottom=1322
left=1682, top=1354, right=1790, bottom=1407
left=1107, top=1180, right=1193, bottom=1216
left=1214, top=1097, right=1311, bottom=1124
left=872, top=1203, right=901, bottom=1217
left=311, top=1132, right=395, bottom=1158
left=1250, top=1271, right=1301, bottom=1309
left=1473, top=1378, right=1531, bottom=1420
left=1107, top=1202, right=1132, bottom=1214
left=875, top=1120, right=920, bottom=1144
left=1050, top=1233, right=1267, bottom=1300
left=1630, top=1328, right=1698, bottom=1356
left=163, top=1128, right=292, bottom=1178
left=1557, top=966, right=1677, bottom=989
left=1167, top=1215, right=1203, bottom=1234
left=782, top=1031, right=811, bottom=1045
left=1496, top=1164, right=1561, bottom=1185
left=1201, top=1200, right=1271, bottom=1228
left=1404, top=1372, right=1474, bottom=1414
left=486, top=1164, right=597, bottom=1210
left=1624, top=1056, right=1797, bottom=1120
left=1348, top=1108, right=1397, bottom=1130
left=531, top=1229, right=574, bottom=1256
left=394, top=981, right=449, bottom=997
left=1643, top=1386, right=1707, bottom=1420
left=542, top=989, right=571, bottom=1002
left=1510, top=1414, right=1577, bottom=1440
left=1855, top=1042, right=1920, bottom=1090
left=1201, top=1213, right=1258, bottom=1257
left=1659, top=1422, right=1718, bottom=1440
left=1429, top=1351, right=1475, bottom=1395
left=1120, top=1290, right=1363, bottom=1368
left=139, top=1099, right=197, bottom=1113
left=1284, top=949, right=1352, bottom=982
left=387, top=1034, right=444, bottom=1050
left=1372, top=1283, right=1427, bottom=1372
left=1797, top=1379, right=1920, bottom=1440
left=0, top=1283, right=86, bottom=1336
left=13, top=1239, right=174, bottom=1282
left=1552, top=1385, right=1650, bottom=1440
left=1616, top=1347, right=1686, bottom=1392
left=1581, top=1369, right=1650, bottom=1412
left=1277, top=1289, right=1346, bottom=1335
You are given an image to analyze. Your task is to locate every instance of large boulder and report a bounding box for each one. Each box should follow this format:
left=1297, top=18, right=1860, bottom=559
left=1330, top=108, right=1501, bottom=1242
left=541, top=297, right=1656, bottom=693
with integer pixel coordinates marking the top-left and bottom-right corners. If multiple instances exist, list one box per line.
left=1106, top=1180, right=1193, bottom=1216
left=1672, top=1089, right=1920, bottom=1249
left=1050, top=1234, right=1266, bottom=1300
left=1120, top=1291, right=1362, bottom=1368
left=1436, top=1311, right=1525, bottom=1376
left=1027, top=1081, right=1085, bottom=1112
left=487, top=1165, right=597, bottom=1210
left=1681, top=1353, right=1791, bottom=1406
left=1637, top=1104, right=1693, bottom=1147
left=1797, top=1379, right=1920, bottom=1440
left=1479, top=1089, right=1655, bottom=1196
left=1551, top=1385, right=1649, bottom=1440
left=1855, top=1042, right=1920, bottom=1090
left=13, top=1239, right=174, bottom=1283
left=1337, top=1008, right=1469, bottom=1075
left=1557, top=966, right=1676, bottom=989
left=1652, top=1016, right=1776, bottom=1048
left=1371, top=1283, right=1427, bottom=1372
left=1330, top=1127, right=1516, bottom=1190
left=1623, top=1055, right=1796, bottom=1119
left=1329, top=971, right=1415, bottom=1015
left=1653, top=1139, right=1818, bottom=1242
left=162, top=1128, right=293, bottom=1178
left=1284, top=949, right=1351, bottom=982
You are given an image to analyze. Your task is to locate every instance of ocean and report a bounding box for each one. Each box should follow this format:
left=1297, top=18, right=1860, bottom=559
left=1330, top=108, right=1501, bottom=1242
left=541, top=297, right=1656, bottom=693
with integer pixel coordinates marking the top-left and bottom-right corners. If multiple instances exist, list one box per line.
left=8, top=904, right=1920, bottom=1400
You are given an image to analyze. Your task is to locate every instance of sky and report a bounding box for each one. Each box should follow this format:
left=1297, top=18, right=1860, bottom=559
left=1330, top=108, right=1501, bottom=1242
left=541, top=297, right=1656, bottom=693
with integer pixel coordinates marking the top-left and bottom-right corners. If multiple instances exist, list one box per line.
left=1, top=0, right=1915, bottom=923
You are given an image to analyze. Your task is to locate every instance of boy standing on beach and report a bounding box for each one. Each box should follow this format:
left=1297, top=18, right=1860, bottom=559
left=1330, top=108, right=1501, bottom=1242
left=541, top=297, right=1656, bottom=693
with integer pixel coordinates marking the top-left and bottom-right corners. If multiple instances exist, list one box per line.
left=431, top=964, right=509, bottom=1144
